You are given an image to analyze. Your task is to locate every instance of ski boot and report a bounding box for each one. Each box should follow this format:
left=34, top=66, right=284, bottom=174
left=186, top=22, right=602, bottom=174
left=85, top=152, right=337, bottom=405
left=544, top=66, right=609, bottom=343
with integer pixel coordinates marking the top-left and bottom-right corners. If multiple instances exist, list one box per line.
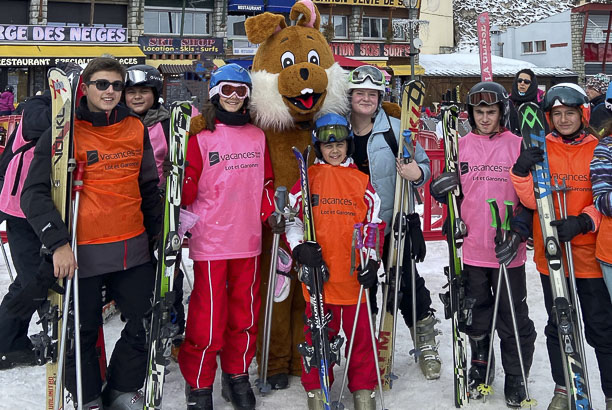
left=306, top=389, right=325, bottom=410
left=221, top=372, right=256, bottom=410
left=468, top=334, right=494, bottom=399
left=267, top=372, right=289, bottom=390
left=504, top=374, right=527, bottom=408
left=606, top=397, right=612, bottom=410
left=409, top=312, right=442, bottom=380
left=185, top=383, right=213, bottom=410
left=103, top=388, right=144, bottom=410
left=83, top=396, right=104, bottom=410
left=0, top=347, right=40, bottom=370
left=353, top=389, right=376, bottom=410
left=547, top=385, right=568, bottom=410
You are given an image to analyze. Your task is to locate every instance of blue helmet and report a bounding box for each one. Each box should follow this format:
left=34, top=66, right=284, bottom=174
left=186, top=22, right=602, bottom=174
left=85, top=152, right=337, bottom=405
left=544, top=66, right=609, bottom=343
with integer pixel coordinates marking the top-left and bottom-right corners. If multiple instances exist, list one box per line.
left=312, top=113, right=354, bottom=160
left=209, top=64, right=252, bottom=90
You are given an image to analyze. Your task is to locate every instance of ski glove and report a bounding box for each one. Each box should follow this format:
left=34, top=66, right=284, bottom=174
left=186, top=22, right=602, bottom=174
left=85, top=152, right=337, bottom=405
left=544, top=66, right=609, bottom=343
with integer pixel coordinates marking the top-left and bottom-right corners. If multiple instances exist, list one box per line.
left=550, top=213, right=592, bottom=242
left=495, top=231, right=521, bottom=266
left=430, top=172, right=460, bottom=198
left=292, top=241, right=324, bottom=267
left=512, top=147, right=544, bottom=177
left=267, top=214, right=286, bottom=235
left=0, top=259, right=63, bottom=319
left=407, top=212, right=427, bottom=262
left=357, top=259, right=379, bottom=289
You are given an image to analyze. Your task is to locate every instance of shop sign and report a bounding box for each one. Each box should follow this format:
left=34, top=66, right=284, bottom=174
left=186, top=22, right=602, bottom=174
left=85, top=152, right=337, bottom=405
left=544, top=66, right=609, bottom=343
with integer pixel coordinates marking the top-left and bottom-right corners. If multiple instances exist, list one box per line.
left=0, top=56, right=144, bottom=67
left=139, top=36, right=224, bottom=56
left=330, top=42, right=411, bottom=58
left=314, top=0, right=420, bottom=7
left=232, top=40, right=259, bottom=56
left=0, top=24, right=127, bottom=43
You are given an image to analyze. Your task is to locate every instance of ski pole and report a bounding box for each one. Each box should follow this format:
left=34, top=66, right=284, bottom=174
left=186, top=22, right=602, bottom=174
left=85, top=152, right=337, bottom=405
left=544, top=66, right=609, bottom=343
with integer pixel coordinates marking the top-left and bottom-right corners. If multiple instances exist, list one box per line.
left=258, top=186, right=288, bottom=395
left=334, top=223, right=364, bottom=410
left=477, top=199, right=506, bottom=401
left=499, top=200, right=537, bottom=408
left=180, top=258, right=194, bottom=291
left=0, top=233, right=14, bottom=282
left=552, top=177, right=592, bottom=401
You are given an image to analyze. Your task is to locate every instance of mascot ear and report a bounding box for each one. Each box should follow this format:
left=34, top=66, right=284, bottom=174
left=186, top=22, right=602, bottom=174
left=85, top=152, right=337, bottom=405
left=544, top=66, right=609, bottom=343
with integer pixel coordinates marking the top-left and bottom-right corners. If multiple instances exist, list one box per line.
left=245, top=12, right=287, bottom=44
left=290, top=0, right=321, bottom=30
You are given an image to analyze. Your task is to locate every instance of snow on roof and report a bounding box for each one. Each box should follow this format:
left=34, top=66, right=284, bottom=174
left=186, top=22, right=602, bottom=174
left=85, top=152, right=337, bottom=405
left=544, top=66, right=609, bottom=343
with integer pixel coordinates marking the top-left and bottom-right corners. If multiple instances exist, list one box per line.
left=419, top=53, right=576, bottom=77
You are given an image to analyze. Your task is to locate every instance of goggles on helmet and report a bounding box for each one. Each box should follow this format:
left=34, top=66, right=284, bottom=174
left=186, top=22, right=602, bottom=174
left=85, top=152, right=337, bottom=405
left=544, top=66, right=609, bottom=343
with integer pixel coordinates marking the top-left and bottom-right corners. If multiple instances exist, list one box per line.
left=543, top=86, right=588, bottom=111
left=468, top=90, right=500, bottom=106
left=127, top=69, right=147, bottom=84
left=348, top=66, right=385, bottom=87
left=209, top=81, right=250, bottom=100
left=315, top=125, right=350, bottom=143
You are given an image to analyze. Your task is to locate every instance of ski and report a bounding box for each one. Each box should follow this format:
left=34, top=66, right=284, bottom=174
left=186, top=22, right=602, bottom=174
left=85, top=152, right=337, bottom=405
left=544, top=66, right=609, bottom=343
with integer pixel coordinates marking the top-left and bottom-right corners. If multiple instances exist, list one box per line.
left=144, top=101, right=192, bottom=409
left=518, top=102, right=591, bottom=409
left=378, top=79, right=425, bottom=390
left=293, top=146, right=343, bottom=410
left=438, top=104, right=471, bottom=407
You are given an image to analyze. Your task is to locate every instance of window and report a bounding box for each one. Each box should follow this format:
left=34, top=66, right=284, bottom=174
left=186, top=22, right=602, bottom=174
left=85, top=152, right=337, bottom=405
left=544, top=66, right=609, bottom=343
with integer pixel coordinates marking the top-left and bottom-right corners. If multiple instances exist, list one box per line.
left=535, top=40, right=546, bottom=53
left=227, top=15, right=247, bottom=38
left=320, top=15, right=348, bottom=39
left=363, top=17, right=405, bottom=40
left=144, top=8, right=210, bottom=35
left=521, top=41, right=533, bottom=54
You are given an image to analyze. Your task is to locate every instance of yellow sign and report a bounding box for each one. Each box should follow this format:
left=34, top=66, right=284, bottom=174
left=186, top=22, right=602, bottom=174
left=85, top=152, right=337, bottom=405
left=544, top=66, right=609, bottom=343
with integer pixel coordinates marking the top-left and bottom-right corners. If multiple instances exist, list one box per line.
left=314, top=0, right=420, bottom=8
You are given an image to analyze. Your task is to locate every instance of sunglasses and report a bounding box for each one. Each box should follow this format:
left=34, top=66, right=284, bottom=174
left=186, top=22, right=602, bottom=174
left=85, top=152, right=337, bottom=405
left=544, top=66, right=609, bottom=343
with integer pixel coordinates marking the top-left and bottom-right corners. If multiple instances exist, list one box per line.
left=517, top=78, right=532, bottom=85
left=316, top=125, right=350, bottom=143
left=209, top=82, right=250, bottom=100
left=348, top=66, right=385, bottom=86
left=467, top=90, right=500, bottom=106
left=86, top=79, right=125, bottom=92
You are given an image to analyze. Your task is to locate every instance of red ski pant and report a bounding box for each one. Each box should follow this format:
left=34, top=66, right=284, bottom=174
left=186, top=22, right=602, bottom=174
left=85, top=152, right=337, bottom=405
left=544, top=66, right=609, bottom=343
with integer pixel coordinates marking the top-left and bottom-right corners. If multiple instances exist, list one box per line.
left=178, top=256, right=261, bottom=388
left=301, top=298, right=378, bottom=393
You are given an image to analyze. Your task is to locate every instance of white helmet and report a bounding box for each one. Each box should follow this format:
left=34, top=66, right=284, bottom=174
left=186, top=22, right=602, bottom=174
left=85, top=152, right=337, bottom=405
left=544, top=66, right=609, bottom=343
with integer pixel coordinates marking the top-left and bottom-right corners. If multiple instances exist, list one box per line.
left=347, top=66, right=386, bottom=93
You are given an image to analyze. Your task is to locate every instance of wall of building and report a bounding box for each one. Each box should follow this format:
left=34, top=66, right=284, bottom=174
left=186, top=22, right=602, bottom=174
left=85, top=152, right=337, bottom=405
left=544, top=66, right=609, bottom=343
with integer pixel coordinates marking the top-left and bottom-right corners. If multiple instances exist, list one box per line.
left=571, top=10, right=586, bottom=84
left=419, top=0, right=454, bottom=54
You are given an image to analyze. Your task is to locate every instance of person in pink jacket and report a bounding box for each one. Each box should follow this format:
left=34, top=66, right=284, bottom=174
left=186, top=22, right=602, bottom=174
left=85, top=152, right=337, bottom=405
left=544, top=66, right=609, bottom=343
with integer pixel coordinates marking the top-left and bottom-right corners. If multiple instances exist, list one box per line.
left=178, top=64, right=280, bottom=410
left=0, top=86, right=15, bottom=115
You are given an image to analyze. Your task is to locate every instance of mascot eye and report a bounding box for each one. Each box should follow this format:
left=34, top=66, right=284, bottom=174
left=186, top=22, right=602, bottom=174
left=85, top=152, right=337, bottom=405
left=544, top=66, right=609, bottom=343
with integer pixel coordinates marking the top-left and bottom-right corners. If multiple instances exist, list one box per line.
left=307, top=50, right=320, bottom=66
left=281, top=51, right=295, bottom=68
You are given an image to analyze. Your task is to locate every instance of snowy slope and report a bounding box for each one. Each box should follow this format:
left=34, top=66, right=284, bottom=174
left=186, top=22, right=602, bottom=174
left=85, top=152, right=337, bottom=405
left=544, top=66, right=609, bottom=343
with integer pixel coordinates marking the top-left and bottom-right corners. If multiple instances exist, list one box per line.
left=0, top=243, right=606, bottom=409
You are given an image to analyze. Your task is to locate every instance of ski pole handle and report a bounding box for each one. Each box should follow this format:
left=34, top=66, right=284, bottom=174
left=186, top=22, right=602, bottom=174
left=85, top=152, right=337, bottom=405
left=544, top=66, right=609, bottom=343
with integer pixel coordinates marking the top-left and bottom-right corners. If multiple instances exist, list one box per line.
left=487, top=198, right=503, bottom=245
left=365, top=223, right=377, bottom=249
left=354, top=223, right=364, bottom=250
left=72, top=161, right=86, bottom=196
left=402, top=130, right=412, bottom=163
left=502, top=200, right=514, bottom=232
left=274, top=186, right=288, bottom=221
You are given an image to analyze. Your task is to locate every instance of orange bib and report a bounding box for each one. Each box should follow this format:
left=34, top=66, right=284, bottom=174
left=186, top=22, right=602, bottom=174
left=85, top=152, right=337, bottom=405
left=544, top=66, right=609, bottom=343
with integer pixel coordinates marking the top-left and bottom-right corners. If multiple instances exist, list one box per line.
left=301, top=164, right=369, bottom=305
left=596, top=216, right=612, bottom=265
left=533, top=135, right=601, bottom=278
left=73, top=116, right=146, bottom=245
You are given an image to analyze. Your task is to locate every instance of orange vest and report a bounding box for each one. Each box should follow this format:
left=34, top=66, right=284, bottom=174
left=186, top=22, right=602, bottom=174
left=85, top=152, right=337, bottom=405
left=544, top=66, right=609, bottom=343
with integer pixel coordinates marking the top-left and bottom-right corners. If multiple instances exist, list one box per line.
left=301, top=164, right=369, bottom=305
left=533, top=135, right=602, bottom=278
left=597, top=215, right=612, bottom=264
left=73, top=116, right=146, bottom=245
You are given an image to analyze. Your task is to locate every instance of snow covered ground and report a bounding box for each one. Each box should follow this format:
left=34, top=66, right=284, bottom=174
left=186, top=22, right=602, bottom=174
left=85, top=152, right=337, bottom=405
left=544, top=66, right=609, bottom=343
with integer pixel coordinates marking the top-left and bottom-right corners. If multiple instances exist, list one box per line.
left=0, top=241, right=606, bottom=409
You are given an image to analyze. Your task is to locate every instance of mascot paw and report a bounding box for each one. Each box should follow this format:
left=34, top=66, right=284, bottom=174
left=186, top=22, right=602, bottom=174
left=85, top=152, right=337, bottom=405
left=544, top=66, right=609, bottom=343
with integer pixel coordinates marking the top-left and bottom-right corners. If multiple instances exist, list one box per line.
left=189, top=114, right=207, bottom=135
left=382, top=101, right=401, bottom=119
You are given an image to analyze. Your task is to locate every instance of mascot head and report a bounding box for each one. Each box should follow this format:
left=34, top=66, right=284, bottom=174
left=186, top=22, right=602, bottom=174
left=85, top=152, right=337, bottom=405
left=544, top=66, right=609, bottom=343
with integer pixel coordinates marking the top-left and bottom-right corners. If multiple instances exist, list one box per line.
left=245, top=0, right=349, bottom=130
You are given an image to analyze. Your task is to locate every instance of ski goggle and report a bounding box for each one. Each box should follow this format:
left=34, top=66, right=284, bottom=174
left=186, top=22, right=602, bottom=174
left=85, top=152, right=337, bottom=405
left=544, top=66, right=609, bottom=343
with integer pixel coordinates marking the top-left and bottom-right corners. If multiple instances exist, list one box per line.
left=467, top=90, right=500, bottom=106
left=316, top=125, right=350, bottom=143
left=126, top=69, right=162, bottom=86
left=348, top=66, right=385, bottom=86
left=543, top=86, right=589, bottom=111
left=210, top=82, right=250, bottom=100
left=86, top=79, right=125, bottom=92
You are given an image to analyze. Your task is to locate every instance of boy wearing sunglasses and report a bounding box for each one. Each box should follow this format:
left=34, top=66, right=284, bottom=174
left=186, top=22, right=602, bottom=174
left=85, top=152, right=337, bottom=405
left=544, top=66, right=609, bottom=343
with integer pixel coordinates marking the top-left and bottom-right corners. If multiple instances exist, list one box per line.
left=285, top=113, right=384, bottom=410
left=21, top=57, right=162, bottom=409
left=430, top=81, right=536, bottom=408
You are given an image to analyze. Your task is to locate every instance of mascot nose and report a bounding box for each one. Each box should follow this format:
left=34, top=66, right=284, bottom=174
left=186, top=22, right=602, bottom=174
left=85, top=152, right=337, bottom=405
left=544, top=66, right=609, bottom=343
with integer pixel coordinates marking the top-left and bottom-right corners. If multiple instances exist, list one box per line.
left=300, top=68, right=309, bottom=81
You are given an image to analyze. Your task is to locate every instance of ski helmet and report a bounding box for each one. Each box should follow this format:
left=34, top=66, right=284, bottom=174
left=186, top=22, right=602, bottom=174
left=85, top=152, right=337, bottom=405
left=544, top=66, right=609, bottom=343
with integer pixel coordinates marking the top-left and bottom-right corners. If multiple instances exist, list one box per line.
left=4, top=85, right=13, bottom=93
left=312, top=113, right=354, bottom=160
left=466, top=81, right=510, bottom=128
left=125, top=65, right=163, bottom=100
left=605, top=82, right=612, bottom=110
left=542, top=83, right=590, bottom=130
left=209, top=63, right=252, bottom=99
left=348, top=66, right=386, bottom=116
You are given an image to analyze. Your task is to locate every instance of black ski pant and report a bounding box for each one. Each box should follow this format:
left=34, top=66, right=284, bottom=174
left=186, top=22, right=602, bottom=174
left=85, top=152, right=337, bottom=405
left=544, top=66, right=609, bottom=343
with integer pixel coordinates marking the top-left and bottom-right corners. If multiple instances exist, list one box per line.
left=65, top=262, right=154, bottom=403
left=0, top=213, right=43, bottom=353
left=540, top=273, right=612, bottom=397
left=464, top=264, right=536, bottom=377
left=368, top=233, right=433, bottom=327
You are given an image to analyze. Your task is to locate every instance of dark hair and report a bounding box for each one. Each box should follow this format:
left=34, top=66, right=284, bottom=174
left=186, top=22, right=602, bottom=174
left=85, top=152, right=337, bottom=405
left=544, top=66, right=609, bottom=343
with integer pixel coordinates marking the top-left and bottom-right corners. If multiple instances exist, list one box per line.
left=593, top=118, right=612, bottom=140
left=81, top=57, right=126, bottom=84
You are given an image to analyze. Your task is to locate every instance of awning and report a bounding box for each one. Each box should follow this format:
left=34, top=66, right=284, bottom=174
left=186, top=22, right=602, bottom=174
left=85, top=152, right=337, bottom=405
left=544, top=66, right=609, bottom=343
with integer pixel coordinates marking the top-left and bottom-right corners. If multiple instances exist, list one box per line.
left=158, top=64, right=196, bottom=75
left=146, top=59, right=195, bottom=69
left=333, top=54, right=367, bottom=69
left=388, top=64, right=425, bottom=76
left=228, top=0, right=264, bottom=13
left=0, top=45, right=145, bottom=66
left=266, top=0, right=293, bottom=13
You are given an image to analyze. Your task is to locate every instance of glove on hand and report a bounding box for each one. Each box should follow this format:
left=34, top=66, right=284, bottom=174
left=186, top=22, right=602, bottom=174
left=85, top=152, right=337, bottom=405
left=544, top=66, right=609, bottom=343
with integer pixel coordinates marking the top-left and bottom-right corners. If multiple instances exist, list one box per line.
left=357, top=259, right=379, bottom=289
left=512, top=147, right=544, bottom=177
left=495, top=231, right=521, bottom=266
left=407, top=212, right=426, bottom=262
left=0, top=259, right=63, bottom=319
left=550, top=213, right=592, bottom=242
left=292, top=241, right=324, bottom=267
left=267, top=214, right=286, bottom=235
left=162, top=159, right=173, bottom=178
left=430, top=172, right=460, bottom=198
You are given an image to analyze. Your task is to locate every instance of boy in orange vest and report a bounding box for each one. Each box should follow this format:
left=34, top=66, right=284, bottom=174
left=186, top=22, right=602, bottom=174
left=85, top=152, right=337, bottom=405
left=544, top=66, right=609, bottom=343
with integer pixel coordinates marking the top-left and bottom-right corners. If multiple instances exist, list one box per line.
left=286, top=113, right=385, bottom=410
left=21, top=57, right=162, bottom=410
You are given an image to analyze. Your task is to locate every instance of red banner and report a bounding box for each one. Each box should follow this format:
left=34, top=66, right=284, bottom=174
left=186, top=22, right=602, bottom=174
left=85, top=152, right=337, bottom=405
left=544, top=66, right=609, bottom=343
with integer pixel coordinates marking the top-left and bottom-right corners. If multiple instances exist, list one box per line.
left=477, top=12, right=493, bottom=82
